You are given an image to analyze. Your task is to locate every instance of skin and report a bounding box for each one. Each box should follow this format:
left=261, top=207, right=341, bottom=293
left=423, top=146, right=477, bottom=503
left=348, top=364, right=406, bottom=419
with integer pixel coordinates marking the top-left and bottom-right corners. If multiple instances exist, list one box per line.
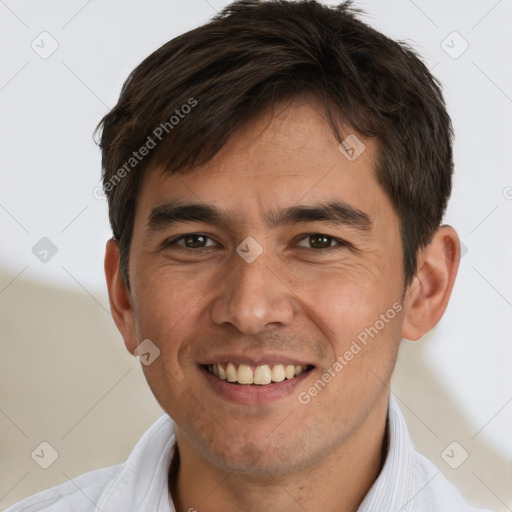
left=105, top=95, right=460, bottom=512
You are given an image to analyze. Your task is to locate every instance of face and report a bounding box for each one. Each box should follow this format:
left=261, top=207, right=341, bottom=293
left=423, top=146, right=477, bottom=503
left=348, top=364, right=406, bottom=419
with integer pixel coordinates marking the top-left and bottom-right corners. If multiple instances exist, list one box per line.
left=123, top=96, right=406, bottom=474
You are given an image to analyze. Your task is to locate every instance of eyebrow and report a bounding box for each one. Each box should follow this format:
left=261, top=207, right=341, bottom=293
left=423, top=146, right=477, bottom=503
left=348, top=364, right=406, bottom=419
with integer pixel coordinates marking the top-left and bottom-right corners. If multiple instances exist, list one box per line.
left=145, top=200, right=372, bottom=234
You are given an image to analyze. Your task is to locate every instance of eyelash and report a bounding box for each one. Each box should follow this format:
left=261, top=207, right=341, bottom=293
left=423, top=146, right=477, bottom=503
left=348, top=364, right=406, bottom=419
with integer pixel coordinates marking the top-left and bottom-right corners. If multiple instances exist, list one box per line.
left=164, top=233, right=348, bottom=251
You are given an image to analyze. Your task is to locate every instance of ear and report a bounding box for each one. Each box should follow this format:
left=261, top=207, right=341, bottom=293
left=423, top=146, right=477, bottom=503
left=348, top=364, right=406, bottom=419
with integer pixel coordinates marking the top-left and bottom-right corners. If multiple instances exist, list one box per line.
left=402, top=225, right=461, bottom=341
left=104, top=238, right=137, bottom=354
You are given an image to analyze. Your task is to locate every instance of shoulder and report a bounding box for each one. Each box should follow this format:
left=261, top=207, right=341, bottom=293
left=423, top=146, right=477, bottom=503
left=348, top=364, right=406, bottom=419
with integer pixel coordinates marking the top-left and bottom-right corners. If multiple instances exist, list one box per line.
left=3, top=464, right=122, bottom=512
left=4, top=414, right=176, bottom=512
left=413, top=451, right=496, bottom=512
left=383, top=397, right=496, bottom=512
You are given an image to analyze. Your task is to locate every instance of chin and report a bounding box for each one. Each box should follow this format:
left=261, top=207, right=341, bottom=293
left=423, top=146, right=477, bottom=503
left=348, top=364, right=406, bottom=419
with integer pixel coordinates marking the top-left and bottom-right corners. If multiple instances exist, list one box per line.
left=202, top=436, right=314, bottom=476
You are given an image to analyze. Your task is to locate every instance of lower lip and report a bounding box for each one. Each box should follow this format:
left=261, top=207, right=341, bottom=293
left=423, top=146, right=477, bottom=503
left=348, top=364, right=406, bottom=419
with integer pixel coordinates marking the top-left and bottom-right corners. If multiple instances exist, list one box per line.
left=199, top=365, right=314, bottom=404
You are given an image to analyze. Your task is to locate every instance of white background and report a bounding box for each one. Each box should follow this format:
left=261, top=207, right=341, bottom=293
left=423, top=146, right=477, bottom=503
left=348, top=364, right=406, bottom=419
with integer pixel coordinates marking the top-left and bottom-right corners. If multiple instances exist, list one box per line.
left=1, top=0, right=511, bottom=510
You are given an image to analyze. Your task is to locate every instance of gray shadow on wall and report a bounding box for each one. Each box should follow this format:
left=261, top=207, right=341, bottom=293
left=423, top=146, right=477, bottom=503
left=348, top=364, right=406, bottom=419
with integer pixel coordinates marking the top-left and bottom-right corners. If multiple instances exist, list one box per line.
left=0, top=267, right=163, bottom=509
left=392, top=333, right=511, bottom=511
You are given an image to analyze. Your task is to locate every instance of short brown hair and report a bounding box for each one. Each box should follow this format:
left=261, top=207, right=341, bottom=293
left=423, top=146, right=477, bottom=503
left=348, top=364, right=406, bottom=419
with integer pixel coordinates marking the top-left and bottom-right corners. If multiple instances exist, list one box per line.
left=96, top=0, right=453, bottom=291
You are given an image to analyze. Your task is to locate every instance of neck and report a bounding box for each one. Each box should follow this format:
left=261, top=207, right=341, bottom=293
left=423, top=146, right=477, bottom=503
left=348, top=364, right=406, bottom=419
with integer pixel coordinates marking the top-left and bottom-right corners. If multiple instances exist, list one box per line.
left=169, top=395, right=389, bottom=512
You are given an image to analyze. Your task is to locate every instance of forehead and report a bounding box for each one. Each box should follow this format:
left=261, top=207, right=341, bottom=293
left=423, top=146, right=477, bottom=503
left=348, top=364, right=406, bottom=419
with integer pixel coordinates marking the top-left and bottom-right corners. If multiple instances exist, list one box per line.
left=135, top=96, right=392, bottom=231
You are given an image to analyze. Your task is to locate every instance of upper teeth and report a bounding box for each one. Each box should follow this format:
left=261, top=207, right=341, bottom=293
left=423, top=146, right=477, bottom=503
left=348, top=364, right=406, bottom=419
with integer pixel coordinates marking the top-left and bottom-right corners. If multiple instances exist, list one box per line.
left=208, top=363, right=307, bottom=385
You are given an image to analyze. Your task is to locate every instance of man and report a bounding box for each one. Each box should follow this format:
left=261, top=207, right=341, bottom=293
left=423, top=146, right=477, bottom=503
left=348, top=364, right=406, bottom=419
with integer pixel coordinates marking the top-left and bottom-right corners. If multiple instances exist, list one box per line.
left=6, top=1, right=495, bottom=511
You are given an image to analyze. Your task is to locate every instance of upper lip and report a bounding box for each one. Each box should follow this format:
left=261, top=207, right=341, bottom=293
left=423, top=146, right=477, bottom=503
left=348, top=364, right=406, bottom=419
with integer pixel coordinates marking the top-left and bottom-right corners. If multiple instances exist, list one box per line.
left=198, top=353, right=315, bottom=367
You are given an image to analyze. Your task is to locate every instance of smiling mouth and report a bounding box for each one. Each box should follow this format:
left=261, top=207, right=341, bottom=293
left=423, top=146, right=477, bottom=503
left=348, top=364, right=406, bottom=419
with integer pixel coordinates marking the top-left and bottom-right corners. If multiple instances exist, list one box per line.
left=203, top=363, right=315, bottom=385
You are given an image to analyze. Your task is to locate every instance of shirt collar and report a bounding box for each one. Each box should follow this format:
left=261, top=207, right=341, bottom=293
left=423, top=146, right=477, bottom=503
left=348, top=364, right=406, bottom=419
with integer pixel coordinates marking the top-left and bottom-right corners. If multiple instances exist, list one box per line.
left=94, top=414, right=176, bottom=512
left=357, top=394, right=416, bottom=512
left=94, top=396, right=414, bottom=512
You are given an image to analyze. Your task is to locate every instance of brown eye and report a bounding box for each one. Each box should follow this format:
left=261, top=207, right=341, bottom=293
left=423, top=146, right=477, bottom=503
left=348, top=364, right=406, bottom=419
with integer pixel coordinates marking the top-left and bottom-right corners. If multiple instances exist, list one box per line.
left=309, top=234, right=332, bottom=249
left=171, top=234, right=216, bottom=249
left=296, top=234, right=344, bottom=250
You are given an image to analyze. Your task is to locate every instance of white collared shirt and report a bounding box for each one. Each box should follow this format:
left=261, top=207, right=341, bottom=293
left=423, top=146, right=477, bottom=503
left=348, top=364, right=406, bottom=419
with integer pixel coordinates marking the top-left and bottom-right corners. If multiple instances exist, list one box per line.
left=5, top=397, right=495, bottom=512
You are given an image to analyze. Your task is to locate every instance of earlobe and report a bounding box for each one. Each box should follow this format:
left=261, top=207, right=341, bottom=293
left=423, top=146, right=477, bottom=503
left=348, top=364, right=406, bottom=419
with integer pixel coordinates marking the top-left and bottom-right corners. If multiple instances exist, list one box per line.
left=401, top=225, right=461, bottom=341
left=104, top=238, right=137, bottom=354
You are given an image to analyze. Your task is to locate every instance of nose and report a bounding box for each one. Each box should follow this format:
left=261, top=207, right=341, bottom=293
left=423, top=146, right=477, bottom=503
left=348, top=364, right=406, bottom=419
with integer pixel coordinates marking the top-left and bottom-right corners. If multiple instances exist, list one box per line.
left=209, top=249, right=296, bottom=335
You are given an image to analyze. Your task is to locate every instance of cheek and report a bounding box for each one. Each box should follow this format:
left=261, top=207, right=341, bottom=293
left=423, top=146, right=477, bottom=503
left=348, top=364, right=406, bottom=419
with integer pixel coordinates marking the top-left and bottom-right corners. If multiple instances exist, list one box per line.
left=301, top=272, right=403, bottom=371
left=298, top=271, right=379, bottom=330
left=131, top=268, right=203, bottom=417
left=132, top=263, right=207, bottom=332
left=129, top=268, right=204, bottom=392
